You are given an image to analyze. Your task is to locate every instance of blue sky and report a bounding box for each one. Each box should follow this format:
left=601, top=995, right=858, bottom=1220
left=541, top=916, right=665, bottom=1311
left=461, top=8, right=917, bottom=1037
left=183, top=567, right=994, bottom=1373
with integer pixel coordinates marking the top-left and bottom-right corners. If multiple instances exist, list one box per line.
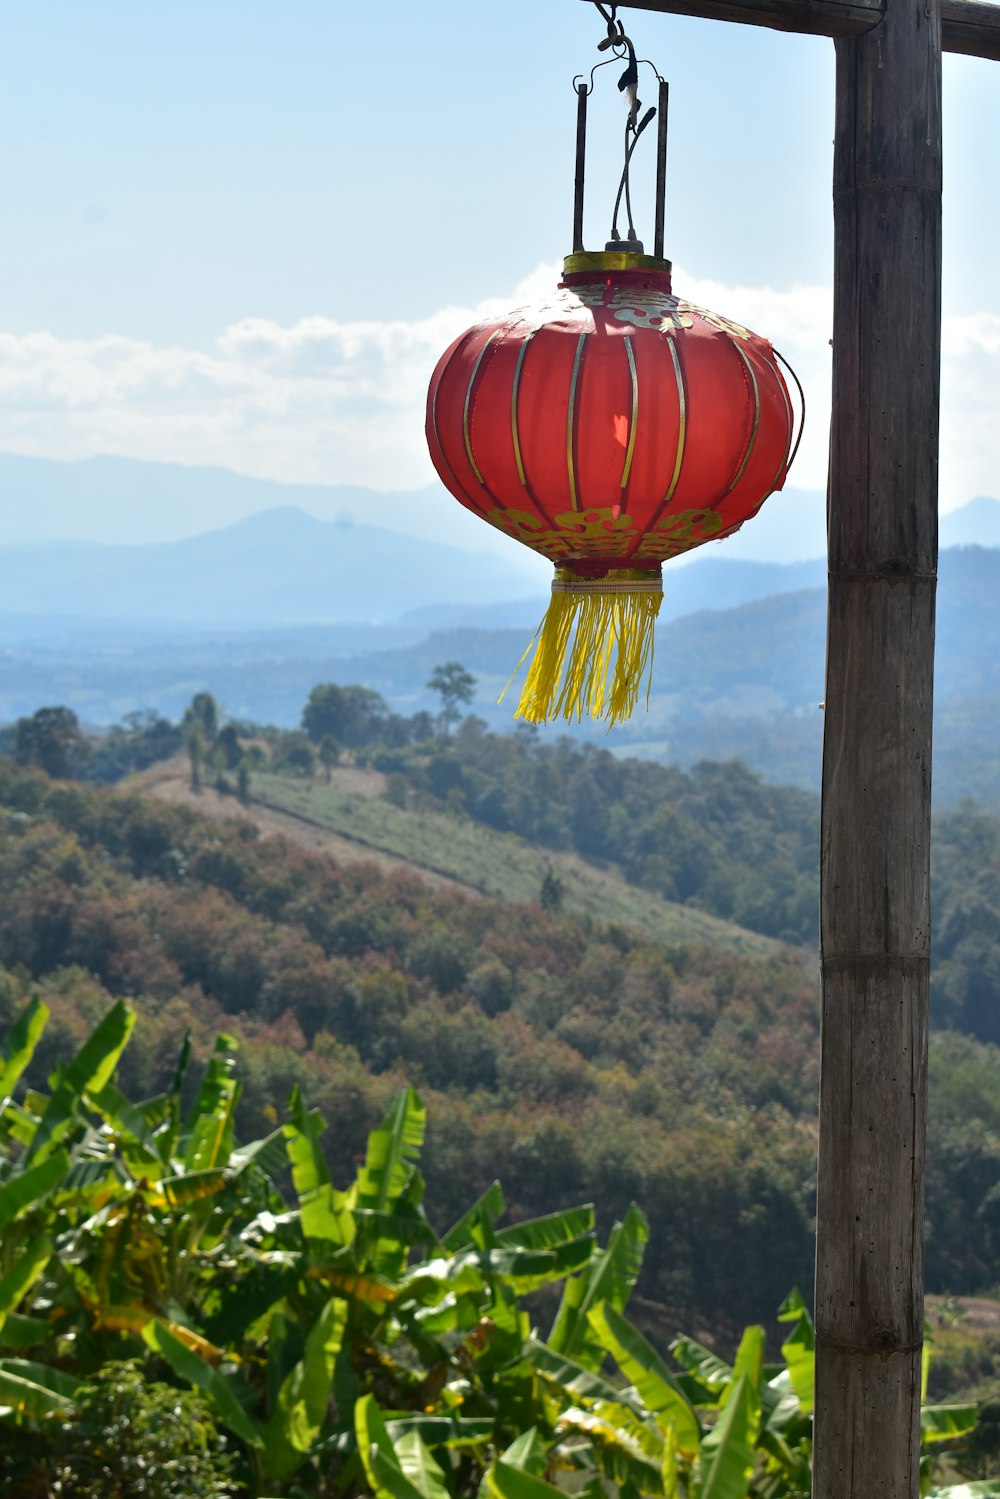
left=0, top=1, right=998, bottom=558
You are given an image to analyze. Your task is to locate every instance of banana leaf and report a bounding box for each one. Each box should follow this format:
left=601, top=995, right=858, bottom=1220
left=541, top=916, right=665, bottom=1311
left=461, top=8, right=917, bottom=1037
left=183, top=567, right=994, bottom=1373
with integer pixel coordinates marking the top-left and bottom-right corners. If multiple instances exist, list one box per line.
left=777, top=1289, right=814, bottom=1416
left=553, top=1404, right=667, bottom=1494
left=493, top=1204, right=595, bottom=1251
left=25, top=1002, right=134, bottom=1165
left=385, top=1414, right=496, bottom=1448
left=0, top=997, right=48, bottom=1109
left=484, top=1238, right=596, bottom=1295
left=151, top=1168, right=227, bottom=1209
left=0, top=1149, right=69, bottom=1227
left=499, top=1427, right=551, bottom=1475
left=86, top=1080, right=163, bottom=1154
left=227, top=1125, right=288, bottom=1184
left=150, top=1030, right=191, bottom=1165
left=356, top=1087, right=426, bottom=1216
left=698, top=1373, right=755, bottom=1499
left=524, top=1334, right=643, bottom=1412
left=0, top=1312, right=49, bottom=1349
left=284, top=1089, right=354, bottom=1247
left=548, top=1204, right=648, bottom=1369
left=395, top=1430, right=453, bottom=1499
left=307, top=1265, right=397, bottom=1302
left=488, top=1459, right=567, bottom=1499
left=669, top=1335, right=734, bottom=1402
left=920, top=1404, right=979, bottom=1443
left=356, top=1392, right=439, bottom=1499
left=0, top=1358, right=78, bottom=1418
left=442, top=1181, right=504, bottom=1251
left=142, top=1318, right=262, bottom=1449
left=262, top=1295, right=347, bottom=1482
left=926, top=1486, right=1000, bottom=1497
left=183, top=1033, right=240, bottom=1172
left=725, top=1324, right=764, bottom=1449
left=320, top=1413, right=495, bottom=1457
left=413, top=1291, right=484, bottom=1335
left=0, top=1234, right=51, bottom=1340
left=587, top=1300, right=701, bottom=1454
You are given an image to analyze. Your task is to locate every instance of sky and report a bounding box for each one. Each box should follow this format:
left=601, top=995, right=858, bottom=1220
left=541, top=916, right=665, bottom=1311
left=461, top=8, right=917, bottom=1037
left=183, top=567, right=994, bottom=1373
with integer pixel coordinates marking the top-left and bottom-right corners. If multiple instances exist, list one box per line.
left=0, top=0, right=998, bottom=561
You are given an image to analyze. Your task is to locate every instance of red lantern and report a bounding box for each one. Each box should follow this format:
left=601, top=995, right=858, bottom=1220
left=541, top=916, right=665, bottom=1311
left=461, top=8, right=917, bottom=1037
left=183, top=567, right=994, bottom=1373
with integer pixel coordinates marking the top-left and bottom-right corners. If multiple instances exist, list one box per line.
left=425, top=17, right=802, bottom=724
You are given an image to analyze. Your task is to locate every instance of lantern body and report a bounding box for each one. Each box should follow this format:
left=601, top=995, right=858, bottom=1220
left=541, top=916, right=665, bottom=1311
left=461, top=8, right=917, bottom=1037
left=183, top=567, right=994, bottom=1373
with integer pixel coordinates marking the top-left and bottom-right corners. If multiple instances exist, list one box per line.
left=426, top=262, right=794, bottom=577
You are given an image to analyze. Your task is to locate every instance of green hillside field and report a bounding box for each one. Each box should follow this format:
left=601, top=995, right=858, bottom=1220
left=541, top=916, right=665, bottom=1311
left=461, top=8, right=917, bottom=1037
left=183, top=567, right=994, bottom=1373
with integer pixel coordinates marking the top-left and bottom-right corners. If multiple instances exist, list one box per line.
left=249, top=769, right=782, bottom=960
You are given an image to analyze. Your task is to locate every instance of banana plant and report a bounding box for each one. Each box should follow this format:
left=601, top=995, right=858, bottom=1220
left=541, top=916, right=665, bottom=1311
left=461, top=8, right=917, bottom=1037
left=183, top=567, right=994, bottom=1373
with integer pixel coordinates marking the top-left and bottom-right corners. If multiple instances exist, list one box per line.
left=0, top=1000, right=993, bottom=1498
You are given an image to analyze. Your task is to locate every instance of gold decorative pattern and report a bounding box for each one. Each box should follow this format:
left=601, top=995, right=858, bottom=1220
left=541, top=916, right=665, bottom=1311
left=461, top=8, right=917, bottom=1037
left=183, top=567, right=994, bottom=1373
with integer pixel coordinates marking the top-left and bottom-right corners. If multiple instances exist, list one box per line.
left=675, top=300, right=752, bottom=340
left=482, top=504, right=725, bottom=564
left=485, top=505, right=635, bottom=562
left=631, top=508, right=726, bottom=560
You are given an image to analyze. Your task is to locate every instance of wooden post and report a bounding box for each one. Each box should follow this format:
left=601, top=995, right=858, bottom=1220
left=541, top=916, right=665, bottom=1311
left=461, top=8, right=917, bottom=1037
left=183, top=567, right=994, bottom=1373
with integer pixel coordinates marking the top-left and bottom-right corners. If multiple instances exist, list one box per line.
left=814, top=0, right=942, bottom=1493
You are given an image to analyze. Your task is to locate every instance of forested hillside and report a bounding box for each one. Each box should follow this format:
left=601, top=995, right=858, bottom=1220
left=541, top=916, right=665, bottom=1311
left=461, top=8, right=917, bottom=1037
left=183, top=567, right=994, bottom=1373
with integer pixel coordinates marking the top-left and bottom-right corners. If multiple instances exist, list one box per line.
left=0, top=754, right=998, bottom=1343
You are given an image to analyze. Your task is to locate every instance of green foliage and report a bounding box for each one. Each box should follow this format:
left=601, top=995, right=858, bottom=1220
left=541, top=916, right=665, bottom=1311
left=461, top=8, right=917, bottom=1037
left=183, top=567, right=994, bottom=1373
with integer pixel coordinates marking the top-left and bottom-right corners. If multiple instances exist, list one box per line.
left=82, top=711, right=183, bottom=786
left=427, top=662, right=477, bottom=735
left=0, top=1360, right=238, bottom=1497
left=185, top=691, right=220, bottom=743
left=302, top=682, right=388, bottom=748
left=0, top=756, right=998, bottom=1323
left=14, top=706, right=89, bottom=780
left=0, top=1000, right=991, bottom=1498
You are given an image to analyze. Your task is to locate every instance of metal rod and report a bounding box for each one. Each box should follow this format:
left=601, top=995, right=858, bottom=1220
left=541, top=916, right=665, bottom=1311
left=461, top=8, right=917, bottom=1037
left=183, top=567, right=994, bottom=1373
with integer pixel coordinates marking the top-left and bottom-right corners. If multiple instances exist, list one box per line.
left=573, top=82, right=588, bottom=253
left=654, top=78, right=668, bottom=259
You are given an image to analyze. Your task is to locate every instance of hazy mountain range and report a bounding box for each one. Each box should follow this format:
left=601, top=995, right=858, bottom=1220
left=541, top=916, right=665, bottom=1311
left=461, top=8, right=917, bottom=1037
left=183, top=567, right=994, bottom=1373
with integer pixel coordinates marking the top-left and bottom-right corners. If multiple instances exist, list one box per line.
left=1, top=457, right=998, bottom=627
left=1, top=453, right=998, bottom=807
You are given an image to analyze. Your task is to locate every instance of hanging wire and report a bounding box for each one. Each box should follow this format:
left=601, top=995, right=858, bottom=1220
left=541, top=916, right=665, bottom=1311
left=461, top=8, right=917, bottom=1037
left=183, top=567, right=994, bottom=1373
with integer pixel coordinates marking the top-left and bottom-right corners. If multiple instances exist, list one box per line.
left=579, top=0, right=664, bottom=249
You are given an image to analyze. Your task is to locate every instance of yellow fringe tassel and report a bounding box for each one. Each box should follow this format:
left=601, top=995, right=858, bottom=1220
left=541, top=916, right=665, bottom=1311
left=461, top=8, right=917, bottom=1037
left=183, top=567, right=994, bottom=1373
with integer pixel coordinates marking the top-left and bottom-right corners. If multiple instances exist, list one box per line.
left=501, top=567, right=663, bottom=726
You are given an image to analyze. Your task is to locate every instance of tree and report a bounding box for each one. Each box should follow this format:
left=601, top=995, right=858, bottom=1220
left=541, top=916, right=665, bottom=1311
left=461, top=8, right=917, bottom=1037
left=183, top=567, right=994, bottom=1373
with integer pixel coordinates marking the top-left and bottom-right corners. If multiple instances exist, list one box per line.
left=302, top=683, right=387, bottom=748
left=318, top=734, right=339, bottom=782
left=216, top=723, right=243, bottom=769
left=185, top=691, right=219, bottom=743
left=185, top=724, right=203, bottom=791
left=539, top=862, right=565, bottom=914
left=427, top=661, right=476, bottom=734
left=14, top=706, right=88, bottom=779
left=272, top=730, right=316, bottom=776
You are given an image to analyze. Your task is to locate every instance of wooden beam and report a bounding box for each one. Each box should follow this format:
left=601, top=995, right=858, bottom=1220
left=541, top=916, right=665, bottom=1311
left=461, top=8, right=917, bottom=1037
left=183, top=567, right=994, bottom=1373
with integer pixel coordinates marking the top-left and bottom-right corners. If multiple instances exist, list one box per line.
left=613, top=0, right=1000, bottom=60
left=612, top=0, right=881, bottom=38
left=944, top=0, right=1000, bottom=60
left=813, top=0, right=941, bottom=1491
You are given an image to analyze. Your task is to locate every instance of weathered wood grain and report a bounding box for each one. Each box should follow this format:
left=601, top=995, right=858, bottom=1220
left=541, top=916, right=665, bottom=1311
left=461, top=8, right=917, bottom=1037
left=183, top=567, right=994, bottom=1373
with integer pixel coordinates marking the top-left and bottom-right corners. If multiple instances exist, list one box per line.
left=612, top=0, right=1000, bottom=60
left=814, top=0, right=941, bottom=1491
left=943, top=0, right=1000, bottom=61
left=608, top=0, right=882, bottom=38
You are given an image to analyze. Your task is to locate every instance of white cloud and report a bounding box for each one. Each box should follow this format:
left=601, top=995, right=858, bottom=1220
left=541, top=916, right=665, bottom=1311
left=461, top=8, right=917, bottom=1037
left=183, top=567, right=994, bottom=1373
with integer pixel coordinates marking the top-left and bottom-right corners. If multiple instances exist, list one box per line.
left=0, top=266, right=996, bottom=511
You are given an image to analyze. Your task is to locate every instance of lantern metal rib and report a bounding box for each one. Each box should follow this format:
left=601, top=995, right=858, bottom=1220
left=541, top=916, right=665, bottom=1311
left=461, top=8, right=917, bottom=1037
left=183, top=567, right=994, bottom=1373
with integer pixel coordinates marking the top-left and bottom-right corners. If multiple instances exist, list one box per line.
left=463, top=328, right=503, bottom=486
left=429, top=342, right=492, bottom=521
left=565, top=331, right=589, bottom=512
left=728, top=338, right=762, bottom=493
left=620, top=334, right=639, bottom=497
left=510, top=333, right=534, bottom=488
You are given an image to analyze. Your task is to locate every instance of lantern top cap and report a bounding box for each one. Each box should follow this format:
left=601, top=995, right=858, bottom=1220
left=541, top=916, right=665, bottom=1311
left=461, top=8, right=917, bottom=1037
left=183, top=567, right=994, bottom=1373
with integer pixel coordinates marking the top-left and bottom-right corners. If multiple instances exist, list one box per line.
left=562, top=250, right=672, bottom=280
